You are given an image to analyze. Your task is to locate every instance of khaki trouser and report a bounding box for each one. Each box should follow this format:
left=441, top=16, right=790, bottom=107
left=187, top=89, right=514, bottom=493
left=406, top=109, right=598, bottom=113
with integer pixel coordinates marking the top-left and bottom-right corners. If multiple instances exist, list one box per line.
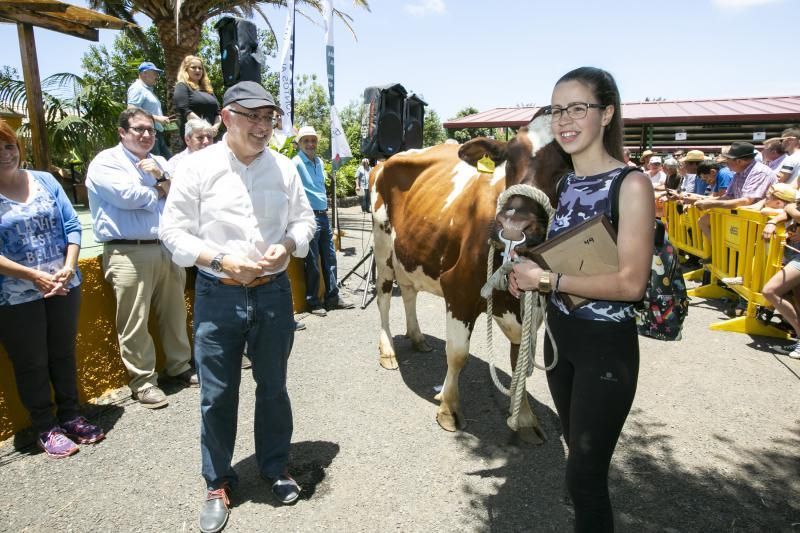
left=103, top=243, right=192, bottom=393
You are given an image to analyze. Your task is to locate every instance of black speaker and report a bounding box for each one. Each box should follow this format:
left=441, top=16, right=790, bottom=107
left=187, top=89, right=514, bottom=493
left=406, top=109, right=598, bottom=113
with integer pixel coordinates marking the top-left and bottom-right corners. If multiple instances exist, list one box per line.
left=361, top=83, right=407, bottom=158
left=402, top=94, right=426, bottom=150
left=216, top=16, right=261, bottom=88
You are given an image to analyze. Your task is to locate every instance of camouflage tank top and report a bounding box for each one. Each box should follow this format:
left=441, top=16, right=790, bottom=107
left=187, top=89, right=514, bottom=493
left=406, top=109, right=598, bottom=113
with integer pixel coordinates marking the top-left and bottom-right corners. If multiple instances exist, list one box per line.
left=548, top=167, right=635, bottom=322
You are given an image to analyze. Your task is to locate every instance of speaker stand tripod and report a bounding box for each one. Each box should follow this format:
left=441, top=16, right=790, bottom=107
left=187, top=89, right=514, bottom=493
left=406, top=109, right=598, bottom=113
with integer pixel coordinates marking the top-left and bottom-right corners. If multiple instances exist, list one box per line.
left=338, top=246, right=376, bottom=309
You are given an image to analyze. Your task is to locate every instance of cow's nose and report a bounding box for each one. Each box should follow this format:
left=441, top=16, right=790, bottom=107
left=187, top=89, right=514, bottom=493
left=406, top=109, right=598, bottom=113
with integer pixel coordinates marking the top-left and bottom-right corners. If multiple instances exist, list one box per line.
left=499, top=227, right=524, bottom=241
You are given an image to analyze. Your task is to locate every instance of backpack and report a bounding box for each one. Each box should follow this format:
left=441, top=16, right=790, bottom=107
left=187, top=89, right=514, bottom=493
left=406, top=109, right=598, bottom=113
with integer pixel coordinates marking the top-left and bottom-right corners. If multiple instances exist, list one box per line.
left=609, top=167, right=689, bottom=341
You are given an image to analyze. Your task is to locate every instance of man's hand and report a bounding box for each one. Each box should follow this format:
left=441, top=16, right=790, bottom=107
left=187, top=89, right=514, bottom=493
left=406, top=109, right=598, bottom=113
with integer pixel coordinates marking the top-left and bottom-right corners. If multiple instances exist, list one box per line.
left=695, top=199, right=714, bottom=211
left=153, top=115, right=172, bottom=126
left=260, top=244, right=289, bottom=270
left=762, top=222, right=777, bottom=241
left=154, top=180, right=171, bottom=198
left=222, top=256, right=262, bottom=285
left=137, top=158, right=164, bottom=180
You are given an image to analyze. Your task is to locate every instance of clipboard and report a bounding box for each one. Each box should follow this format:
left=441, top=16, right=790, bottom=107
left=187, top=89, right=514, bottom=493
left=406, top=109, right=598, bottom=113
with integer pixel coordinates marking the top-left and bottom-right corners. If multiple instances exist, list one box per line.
left=529, top=215, right=619, bottom=309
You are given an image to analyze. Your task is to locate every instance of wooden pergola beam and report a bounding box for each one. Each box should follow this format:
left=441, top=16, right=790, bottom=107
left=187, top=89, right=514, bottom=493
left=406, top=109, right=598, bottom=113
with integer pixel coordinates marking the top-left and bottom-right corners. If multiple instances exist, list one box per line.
left=0, top=7, right=99, bottom=40
left=2, top=1, right=68, bottom=11
left=17, top=23, right=49, bottom=170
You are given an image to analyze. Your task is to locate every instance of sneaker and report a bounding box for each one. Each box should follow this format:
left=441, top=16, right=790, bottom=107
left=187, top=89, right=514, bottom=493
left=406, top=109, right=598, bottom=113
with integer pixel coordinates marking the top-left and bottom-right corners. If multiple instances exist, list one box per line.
left=309, top=306, right=327, bottom=317
left=171, top=369, right=199, bottom=388
left=721, top=276, right=743, bottom=286
left=199, top=484, right=231, bottom=533
left=790, top=347, right=800, bottom=360
left=37, top=428, right=79, bottom=458
left=133, top=386, right=169, bottom=409
left=267, top=473, right=301, bottom=505
left=294, top=321, right=306, bottom=331
left=61, top=416, right=105, bottom=444
left=325, top=295, right=355, bottom=310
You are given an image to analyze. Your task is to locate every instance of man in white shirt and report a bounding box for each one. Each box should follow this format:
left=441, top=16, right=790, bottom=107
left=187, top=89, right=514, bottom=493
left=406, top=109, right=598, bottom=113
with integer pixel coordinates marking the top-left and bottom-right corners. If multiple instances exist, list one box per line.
left=777, top=127, right=800, bottom=185
left=645, top=155, right=666, bottom=187
left=168, top=118, right=214, bottom=174
left=159, top=81, right=315, bottom=533
left=86, top=107, right=195, bottom=410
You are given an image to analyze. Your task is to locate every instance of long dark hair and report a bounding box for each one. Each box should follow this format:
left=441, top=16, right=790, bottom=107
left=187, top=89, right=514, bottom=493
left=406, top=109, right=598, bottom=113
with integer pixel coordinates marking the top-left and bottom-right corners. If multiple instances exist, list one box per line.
left=556, top=67, right=624, bottom=162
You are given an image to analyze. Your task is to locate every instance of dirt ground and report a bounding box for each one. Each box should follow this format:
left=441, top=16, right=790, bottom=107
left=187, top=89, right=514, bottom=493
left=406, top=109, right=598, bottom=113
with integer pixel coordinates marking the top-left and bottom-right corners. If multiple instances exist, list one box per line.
left=1, top=206, right=799, bottom=533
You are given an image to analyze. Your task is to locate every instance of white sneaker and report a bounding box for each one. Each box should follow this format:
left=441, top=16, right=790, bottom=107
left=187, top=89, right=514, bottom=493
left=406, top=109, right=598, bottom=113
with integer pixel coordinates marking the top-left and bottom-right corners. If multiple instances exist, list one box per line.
left=721, top=276, right=743, bottom=286
left=790, top=347, right=800, bottom=360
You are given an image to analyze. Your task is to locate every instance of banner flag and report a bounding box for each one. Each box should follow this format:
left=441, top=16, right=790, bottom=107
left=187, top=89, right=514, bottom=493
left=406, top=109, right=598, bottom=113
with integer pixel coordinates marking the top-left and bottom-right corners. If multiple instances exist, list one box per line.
left=278, top=0, right=295, bottom=135
left=322, top=0, right=335, bottom=103
left=330, top=105, right=352, bottom=169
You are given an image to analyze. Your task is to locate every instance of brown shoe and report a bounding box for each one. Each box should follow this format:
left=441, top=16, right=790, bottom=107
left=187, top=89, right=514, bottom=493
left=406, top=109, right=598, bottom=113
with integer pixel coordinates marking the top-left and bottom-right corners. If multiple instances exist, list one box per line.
left=133, top=386, right=168, bottom=409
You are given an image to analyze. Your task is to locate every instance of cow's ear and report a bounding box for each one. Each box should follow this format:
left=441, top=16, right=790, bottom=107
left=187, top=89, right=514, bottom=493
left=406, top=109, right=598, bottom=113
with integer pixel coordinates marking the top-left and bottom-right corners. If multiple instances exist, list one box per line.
left=457, top=137, right=508, bottom=167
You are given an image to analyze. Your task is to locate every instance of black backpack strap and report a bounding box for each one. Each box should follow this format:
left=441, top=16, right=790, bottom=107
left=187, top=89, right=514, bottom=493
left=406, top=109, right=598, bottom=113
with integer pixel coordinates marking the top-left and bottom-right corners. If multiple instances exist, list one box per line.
left=609, top=166, right=643, bottom=232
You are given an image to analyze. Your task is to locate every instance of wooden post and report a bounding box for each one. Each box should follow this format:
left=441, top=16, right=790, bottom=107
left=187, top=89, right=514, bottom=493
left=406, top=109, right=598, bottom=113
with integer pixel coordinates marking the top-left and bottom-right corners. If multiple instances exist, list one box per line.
left=17, top=22, right=49, bottom=171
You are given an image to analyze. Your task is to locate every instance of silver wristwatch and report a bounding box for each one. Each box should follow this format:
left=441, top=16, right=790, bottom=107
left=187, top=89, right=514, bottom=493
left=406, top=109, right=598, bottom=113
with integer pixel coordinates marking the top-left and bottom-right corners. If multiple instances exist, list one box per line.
left=210, top=253, right=227, bottom=273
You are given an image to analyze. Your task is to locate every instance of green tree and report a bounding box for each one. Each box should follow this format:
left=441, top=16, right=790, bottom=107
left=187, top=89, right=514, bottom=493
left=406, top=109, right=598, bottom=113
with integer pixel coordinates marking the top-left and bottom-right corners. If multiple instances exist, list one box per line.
left=88, top=0, right=370, bottom=94
left=423, top=108, right=445, bottom=147
left=449, top=106, right=491, bottom=144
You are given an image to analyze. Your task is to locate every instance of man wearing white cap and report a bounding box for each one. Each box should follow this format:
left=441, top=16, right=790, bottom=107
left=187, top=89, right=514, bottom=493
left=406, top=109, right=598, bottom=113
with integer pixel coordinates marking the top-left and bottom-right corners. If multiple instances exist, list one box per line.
left=127, top=61, right=173, bottom=157
left=293, top=125, right=354, bottom=315
left=645, top=156, right=666, bottom=187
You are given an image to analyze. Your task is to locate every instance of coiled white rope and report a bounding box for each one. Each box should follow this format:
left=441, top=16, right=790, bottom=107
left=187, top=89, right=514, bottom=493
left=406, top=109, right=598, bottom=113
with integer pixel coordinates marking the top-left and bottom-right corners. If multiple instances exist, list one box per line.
left=481, top=183, right=559, bottom=431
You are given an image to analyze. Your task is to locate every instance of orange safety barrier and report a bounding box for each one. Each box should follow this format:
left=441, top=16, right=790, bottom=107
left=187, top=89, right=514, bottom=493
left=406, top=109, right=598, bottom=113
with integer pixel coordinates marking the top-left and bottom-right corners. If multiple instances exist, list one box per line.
left=687, top=206, right=790, bottom=339
left=663, top=200, right=712, bottom=282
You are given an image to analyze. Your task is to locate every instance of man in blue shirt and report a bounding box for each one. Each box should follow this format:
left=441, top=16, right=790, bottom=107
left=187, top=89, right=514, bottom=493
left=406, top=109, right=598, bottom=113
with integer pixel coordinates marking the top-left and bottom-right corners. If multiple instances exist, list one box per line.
left=127, top=62, right=173, bottom=158
left=292, top=126, right=354, bottom=315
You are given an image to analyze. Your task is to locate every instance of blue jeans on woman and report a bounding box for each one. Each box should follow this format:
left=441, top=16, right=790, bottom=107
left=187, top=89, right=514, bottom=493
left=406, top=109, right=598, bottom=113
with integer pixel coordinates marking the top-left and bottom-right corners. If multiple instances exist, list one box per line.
left=194, top=271, right=295, bottom=490
left=305, top=211, right=339, bottom=308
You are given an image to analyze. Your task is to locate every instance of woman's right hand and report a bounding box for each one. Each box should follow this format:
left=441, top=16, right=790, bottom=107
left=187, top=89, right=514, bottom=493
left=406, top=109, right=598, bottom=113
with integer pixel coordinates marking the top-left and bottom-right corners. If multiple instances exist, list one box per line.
left=29, top=270, right=68, bottom=297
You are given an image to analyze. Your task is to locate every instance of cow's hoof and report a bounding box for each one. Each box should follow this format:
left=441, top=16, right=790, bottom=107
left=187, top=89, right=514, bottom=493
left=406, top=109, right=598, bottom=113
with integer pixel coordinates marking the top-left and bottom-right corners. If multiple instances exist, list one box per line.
left=518, top=425, right=546, bottom=445
left=436, top=411, right=465, bottom=432
left=411, top=338, right=433, bottom=352
left=379, top=354, right=399, bottom=370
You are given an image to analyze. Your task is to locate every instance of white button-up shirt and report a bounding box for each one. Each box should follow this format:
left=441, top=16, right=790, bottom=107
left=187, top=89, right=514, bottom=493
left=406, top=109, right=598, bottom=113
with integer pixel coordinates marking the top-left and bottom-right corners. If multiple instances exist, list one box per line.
left=159, top=136, right=316, bottom=277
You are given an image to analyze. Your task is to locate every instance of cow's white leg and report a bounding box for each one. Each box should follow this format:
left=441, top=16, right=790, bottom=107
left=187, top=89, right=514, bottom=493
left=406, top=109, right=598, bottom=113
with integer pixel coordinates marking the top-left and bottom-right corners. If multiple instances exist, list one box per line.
left=436, top=312, right=471, bottom=431
left=398, top=284, right=432, bottom=352
left=373, top=210, right=398, bottom=370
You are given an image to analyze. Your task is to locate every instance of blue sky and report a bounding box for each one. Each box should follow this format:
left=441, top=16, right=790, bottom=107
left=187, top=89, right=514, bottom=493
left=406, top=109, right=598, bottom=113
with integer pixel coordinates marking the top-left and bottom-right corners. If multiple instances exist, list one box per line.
left=1, top=0, right=798, bottom=122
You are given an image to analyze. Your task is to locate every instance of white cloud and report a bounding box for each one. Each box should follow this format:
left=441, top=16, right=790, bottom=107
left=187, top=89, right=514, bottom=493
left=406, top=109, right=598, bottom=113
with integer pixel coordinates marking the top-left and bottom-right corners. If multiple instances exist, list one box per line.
left=712, top=0, right=783, bottom=9
left=404, top=0, right=446, bottom=17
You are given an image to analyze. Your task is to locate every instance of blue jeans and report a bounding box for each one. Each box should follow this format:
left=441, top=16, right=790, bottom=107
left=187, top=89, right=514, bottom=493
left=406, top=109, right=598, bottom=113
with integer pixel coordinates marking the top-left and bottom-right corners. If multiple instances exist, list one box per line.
left=305, top=212, right=339, bottom=307
left=194, top=272, right=294, bottom=489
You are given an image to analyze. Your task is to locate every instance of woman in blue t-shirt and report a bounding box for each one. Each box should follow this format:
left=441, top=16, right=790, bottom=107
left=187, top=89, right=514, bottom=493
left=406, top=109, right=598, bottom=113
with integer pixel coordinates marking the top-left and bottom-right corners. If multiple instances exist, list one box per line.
left=508, top=68, right=654, bottom=532
left=0, top=120, right=104, bottom=458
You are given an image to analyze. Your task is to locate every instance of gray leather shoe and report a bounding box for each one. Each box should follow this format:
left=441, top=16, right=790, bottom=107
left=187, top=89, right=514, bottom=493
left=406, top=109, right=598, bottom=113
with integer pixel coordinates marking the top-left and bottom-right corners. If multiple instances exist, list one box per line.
left=199, top=485, right=230, bottom=533
left=133, top=386, right=168, bottom=409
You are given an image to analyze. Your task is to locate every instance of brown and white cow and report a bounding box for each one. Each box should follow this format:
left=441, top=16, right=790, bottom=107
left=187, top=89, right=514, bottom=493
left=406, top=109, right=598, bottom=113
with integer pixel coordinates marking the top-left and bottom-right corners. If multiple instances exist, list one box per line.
left=371, top=113, right=569, bottom=443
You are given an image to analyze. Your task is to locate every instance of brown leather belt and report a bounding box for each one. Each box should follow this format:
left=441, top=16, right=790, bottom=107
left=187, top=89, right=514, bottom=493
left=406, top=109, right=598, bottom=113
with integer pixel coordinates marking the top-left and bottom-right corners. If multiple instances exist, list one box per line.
left=218, top=272, right=284, bottom=288
left=105, top=239, right=161, bottom=245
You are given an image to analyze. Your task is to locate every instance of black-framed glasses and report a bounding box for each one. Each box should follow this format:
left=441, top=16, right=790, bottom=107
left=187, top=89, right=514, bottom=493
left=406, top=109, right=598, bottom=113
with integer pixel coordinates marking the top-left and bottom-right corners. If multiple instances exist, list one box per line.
left=544, top=102, right=606, bottom=121
left=128, top=126, right=156, bottom=136
left=228, top=108, right=278, bottom=126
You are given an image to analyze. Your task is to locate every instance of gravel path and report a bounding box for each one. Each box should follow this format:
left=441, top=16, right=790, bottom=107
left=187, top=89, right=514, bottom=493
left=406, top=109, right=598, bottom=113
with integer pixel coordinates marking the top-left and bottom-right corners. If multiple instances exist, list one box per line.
left=1, top=206, right=799, bottom=533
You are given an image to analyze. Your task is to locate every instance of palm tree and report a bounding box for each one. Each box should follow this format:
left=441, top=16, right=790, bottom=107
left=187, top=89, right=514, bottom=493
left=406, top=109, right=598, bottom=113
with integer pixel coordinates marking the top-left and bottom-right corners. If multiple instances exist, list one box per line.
left=88, top=1, right=370, bottom=90
left=0, top=72, right=124, bottom=167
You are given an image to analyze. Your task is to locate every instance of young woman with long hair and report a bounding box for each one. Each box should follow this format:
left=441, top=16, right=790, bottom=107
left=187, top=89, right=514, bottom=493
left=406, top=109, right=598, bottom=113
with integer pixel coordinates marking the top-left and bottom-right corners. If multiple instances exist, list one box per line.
left=173, top=55, right=222, bottom=143
left=509, top=67, right=654, bottom=532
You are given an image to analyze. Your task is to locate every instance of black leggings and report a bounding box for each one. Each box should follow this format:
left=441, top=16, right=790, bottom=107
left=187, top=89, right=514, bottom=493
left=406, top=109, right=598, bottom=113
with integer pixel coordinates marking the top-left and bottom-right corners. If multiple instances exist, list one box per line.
left=0, top=288, right=82, bottom=433
left=544, top=305, right=639, bottom=533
